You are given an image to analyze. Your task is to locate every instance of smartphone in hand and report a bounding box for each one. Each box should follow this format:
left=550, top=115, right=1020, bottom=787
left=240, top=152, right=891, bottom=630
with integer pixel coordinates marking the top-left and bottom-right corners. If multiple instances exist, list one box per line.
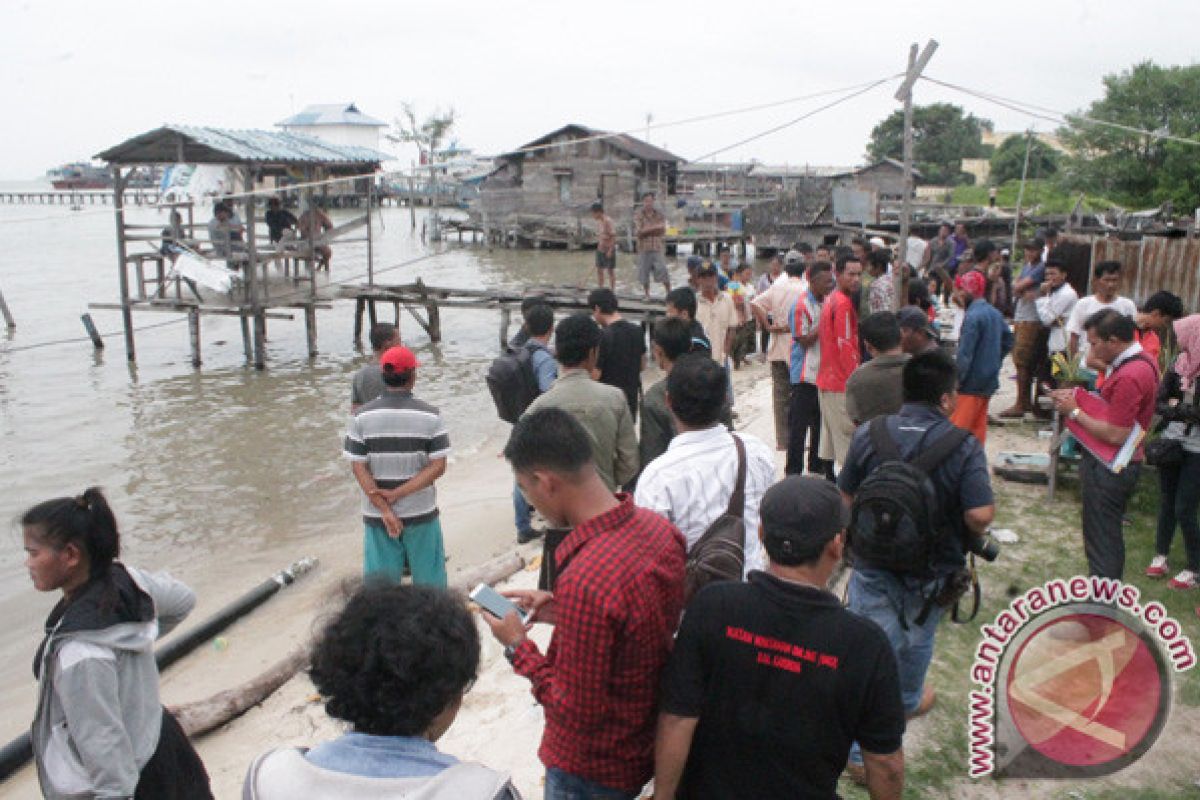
left=470, top=583, right=530, bottom=624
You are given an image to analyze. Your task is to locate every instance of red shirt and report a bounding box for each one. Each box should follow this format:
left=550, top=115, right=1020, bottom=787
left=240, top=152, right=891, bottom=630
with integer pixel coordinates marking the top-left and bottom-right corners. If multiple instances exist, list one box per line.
left=816, top=289, right=860, bottom=392
left=511, top=494, right=686, bottom=792
left=1084, top=346, right=1159, bottom=461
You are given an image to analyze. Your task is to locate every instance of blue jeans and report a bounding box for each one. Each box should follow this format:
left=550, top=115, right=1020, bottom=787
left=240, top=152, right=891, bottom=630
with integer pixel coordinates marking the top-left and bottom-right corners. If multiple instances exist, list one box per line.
left=846, top=567, right=944, bottom=765
left=544, top=768, right=637, bottom=800
left=514, top=482, right=533, bottom=537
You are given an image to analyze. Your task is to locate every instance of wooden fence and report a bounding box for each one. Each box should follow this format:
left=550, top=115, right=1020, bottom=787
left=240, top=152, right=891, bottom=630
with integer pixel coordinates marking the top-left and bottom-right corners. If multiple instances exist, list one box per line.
left=1063, top=235, right=1200, bottom=311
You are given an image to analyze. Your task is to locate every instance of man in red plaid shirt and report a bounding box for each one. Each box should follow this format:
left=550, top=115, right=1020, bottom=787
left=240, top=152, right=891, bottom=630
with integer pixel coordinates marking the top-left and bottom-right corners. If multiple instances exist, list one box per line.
left=482, top=407, right=687, bottom=799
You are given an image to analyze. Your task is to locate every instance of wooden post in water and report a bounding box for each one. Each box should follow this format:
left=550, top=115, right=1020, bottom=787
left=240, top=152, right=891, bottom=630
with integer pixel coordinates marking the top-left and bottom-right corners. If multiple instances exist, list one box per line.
left=353, top=297, right=365, bottom=344
left=0, top=283, right=14, bottom=328
left=244, top=168, right=266, bottom=369
left=80, top=313, right=104, bottom=349
left=111, top=167, right=136, bottom=361
left=187, top=308, right=201, bottom=366
left=427, top=300, right=442, bottom=343
left=240, top=313, right=252, bottom=364
left=304, top=304, right=318, bottom=358
left=367, top=300, right=378, bottom=327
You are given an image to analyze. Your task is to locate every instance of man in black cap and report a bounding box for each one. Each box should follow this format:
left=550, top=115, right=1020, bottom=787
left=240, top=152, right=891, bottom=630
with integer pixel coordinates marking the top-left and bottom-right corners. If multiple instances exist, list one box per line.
left=897, top=305, right=940, bottom=356
left=655, top=476, right=906, bottom=800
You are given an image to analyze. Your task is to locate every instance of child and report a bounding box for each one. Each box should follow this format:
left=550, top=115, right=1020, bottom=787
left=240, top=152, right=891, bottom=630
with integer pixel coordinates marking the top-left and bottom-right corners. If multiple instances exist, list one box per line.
left=22, top=487, right=212, bottom=799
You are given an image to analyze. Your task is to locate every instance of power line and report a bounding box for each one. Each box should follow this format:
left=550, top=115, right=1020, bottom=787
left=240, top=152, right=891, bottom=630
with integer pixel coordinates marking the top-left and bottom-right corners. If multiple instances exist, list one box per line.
left=920, top=75, right=1200, bottom=148
left=691, top=76, right=900, bottom=162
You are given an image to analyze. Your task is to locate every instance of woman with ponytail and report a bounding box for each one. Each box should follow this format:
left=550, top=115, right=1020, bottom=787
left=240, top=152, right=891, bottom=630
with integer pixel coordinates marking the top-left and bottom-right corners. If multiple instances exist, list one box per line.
left=22, top=488, right=213, bottom=799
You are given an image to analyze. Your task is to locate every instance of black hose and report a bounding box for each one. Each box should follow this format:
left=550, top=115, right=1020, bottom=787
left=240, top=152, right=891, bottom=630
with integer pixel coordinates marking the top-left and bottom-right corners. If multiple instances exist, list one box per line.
left=0, top=557, right=317, bottom=782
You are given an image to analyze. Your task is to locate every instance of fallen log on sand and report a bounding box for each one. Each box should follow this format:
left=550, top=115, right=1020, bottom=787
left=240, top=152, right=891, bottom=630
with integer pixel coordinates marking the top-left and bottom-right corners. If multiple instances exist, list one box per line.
left=173, top=552, right=527, bottom=737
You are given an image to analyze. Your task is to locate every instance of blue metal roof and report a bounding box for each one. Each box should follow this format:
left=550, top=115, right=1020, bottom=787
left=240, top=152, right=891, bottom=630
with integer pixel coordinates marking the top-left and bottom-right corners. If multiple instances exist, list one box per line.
left=96, top=124, right=392, bottom=166
left=277, top=103, right=387, bottom=128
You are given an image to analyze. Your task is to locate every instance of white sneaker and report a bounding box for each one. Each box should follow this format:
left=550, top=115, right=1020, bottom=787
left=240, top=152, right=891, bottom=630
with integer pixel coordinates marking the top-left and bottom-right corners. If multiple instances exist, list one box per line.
left=1169, top=570, right=1198, bottom=590
left=1146, top=555, right=1169, bottom=578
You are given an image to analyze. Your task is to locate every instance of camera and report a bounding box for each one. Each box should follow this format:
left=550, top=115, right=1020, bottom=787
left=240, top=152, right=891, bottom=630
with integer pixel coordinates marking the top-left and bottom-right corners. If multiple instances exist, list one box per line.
left=965, top=531, right=1000, bottom=562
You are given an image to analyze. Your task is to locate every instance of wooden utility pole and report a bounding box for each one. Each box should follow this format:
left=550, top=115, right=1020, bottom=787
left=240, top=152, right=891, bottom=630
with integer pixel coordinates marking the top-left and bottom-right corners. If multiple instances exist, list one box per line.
left=1010, top=130, right=1034, bottom=257
left=894, top=40, right=939, bottom=310
left=112, top=166, right=136, bottom=361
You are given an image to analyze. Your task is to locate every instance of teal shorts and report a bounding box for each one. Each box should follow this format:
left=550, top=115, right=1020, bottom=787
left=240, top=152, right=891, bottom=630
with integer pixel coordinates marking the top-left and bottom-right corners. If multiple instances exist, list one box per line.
left=363, top=516, right=447, bottom=587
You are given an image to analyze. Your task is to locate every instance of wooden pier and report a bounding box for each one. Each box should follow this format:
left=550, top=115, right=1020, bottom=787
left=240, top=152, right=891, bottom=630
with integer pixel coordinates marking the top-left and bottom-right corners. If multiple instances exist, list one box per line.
left=0, top=189, right=159, bottom=206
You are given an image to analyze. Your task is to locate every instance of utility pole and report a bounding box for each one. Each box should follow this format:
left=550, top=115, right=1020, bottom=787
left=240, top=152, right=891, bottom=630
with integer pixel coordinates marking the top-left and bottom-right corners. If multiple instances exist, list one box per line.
left=1010, top=129, right=1034, bottom=257
left=893, top=40, right=939, bottom=310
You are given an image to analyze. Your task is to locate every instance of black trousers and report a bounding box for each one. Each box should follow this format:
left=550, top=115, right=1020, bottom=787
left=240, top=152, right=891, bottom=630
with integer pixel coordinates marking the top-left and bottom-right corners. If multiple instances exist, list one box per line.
left=785, top=382, right=824, bottom=475
left=1079, top=450, right=1142, bottom=580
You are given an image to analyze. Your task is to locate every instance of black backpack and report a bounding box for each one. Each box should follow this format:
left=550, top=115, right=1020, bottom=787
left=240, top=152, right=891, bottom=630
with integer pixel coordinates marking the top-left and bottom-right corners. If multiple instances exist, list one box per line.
left=848, top=417, right=968, bottom=574
left=486, top=343, right=541, bottom=424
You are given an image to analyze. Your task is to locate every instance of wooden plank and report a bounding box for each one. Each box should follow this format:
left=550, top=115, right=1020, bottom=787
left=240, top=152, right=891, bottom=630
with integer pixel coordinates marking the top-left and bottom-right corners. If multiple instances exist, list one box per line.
left=88, top=302, right=296, bottom=320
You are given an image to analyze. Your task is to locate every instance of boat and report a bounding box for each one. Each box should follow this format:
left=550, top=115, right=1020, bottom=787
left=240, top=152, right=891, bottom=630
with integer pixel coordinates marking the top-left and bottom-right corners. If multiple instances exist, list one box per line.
left=47, top=163, right=111, bottom=190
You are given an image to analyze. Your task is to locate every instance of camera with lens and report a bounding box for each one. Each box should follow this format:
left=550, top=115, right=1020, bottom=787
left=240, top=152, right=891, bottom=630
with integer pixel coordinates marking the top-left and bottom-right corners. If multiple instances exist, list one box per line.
left=965, top=530, right=1001, bottom=562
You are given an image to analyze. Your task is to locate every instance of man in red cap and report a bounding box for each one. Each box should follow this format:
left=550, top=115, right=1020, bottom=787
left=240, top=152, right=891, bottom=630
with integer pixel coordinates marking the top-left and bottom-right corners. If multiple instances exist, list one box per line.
left=950, top=263, right=1012, bottom=444
left=344, top=345, right=451, bottom=586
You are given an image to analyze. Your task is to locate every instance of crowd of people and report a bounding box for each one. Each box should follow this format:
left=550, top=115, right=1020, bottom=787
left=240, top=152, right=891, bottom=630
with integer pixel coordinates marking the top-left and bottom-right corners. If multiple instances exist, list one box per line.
left=18, top=199, right=1200, bottom=799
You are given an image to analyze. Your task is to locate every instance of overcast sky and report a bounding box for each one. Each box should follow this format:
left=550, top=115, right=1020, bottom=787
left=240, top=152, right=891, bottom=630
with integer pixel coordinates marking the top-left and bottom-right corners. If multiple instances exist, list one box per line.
left=3, top=0, right=1197, bottom=178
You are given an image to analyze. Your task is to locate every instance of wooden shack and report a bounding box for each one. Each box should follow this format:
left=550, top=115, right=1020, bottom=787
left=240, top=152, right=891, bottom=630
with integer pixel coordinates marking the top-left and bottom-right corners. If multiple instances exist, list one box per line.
left=93, top=125, right=388, bottom=369
left=474, top=124, right=683, bottom=248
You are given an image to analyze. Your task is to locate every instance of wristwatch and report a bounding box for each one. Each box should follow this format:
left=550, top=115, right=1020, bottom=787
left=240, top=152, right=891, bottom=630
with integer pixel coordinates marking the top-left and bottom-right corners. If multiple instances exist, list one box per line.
left=1070, top=408, right=1082, bottom=421
left=503, top=643, right=520, bottom=663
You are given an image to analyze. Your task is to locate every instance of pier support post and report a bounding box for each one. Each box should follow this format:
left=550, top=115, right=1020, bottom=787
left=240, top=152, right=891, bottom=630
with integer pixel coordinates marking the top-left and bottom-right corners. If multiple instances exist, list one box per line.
left=353, top=298, right=365, bottom=344
left=111, top=168, right=136, bottom=362
left=240, top=313, right=252, bottom=365
left=426, top=301, right=441, bottom=343
left=304, top=304, right=318, bottom=358
left=188, top=307, right=201, bottom=367
left=368, top=300, right=378, bottom=327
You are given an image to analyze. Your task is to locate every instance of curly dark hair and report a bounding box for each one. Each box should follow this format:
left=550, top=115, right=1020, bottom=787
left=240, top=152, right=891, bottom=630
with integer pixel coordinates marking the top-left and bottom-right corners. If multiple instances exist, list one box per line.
left=309, top=584, right=480, bottom=736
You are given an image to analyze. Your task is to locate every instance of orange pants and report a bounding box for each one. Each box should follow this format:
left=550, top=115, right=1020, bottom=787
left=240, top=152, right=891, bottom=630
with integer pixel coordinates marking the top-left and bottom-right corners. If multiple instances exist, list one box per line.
left=951, top=393, right=989, bottom=444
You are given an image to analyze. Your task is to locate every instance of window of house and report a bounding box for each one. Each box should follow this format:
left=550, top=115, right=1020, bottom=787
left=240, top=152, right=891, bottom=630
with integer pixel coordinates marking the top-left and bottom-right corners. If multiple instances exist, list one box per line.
left=557, top=174, right=572, bottom=203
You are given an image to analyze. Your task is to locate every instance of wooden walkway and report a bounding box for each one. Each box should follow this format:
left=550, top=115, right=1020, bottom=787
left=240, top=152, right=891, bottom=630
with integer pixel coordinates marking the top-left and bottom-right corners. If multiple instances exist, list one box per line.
left=0, top=190, right=159, bottom=206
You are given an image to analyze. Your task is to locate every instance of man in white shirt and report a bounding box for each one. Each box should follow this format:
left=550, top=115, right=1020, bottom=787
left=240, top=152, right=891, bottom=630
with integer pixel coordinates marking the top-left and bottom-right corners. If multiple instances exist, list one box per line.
left=1066, top=260, right=1137, bottom=369
left=1035, top=258, right=1079, bottom=357
left=635, top=354, right=776, bottom=575
left=695, top=264, right=738, bottom=364
left=750, top=259, right=809, bottom=450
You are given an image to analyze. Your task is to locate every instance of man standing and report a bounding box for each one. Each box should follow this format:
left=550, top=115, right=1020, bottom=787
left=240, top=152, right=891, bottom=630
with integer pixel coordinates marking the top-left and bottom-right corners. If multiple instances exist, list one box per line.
left=525, top=313, right=638, bottom=493
left=655, top=476, right=905, bottom=800
left=1066, top=261, right=1137, bottom=372
left=951, top=270, right=1012, bottom=444
left=922, top=223, right=953, bottom=302
left=589, top=288, right=646, bottom=419
left=298, top=201, right=334, bottom=270
left=1000, top=239, right=1047, bottom=418
left=897, top=306, right=940, bottom=356
left=695, top=264, right=738, bottom=367
left=592, top=201, right=617, bottom=290
left=513, top=304, right=558, bottom=544
left=634, top=192, right=671, bottom=298
left=867, top=249, right=896, bottom=314
left=846, top=312, right=910, bottom=426
left=344, top=346, right=450, bottom=586
left=1136, top=290, right=1184, bottom=364
left=787, top=261, right=832, bottom=476
left=665, top=287, right=712, bottom=354
left=1052, top=309, right=1158, bottom=579
left=1034, top=257, right=1079, bottom=383
left=639, top=317, right=694, bottom=469
left=839, top=351, right=996, bottom=775
left=816, top=254, right=863, bottom=468
left=483, top=407, right=686, bottom=800
left=751, top=257, right=809, bottom=451
left=350, top=322, right=400, bottom=414
left=635, top=355, right=776, bottom=575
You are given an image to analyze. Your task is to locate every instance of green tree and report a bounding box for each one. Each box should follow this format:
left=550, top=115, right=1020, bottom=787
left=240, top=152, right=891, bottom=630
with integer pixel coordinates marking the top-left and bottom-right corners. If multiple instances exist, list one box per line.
left=1058, top=61, right=1200, bottom=210
left=989, top=134, right=1059, bottom=185
left=865, top=103, right=993, bottom=186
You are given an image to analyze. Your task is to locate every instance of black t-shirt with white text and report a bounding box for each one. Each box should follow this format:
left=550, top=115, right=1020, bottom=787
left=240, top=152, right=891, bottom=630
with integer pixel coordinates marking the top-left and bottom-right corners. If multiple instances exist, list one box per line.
left=596, top=319, right=646, bottom=413
left=660, top=571, right=904, bottom=799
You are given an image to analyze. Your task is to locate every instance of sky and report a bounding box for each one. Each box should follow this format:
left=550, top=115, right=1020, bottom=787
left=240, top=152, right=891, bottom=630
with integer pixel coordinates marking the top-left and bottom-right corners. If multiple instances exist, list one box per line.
left=2, top=0, right=1198, bottom=178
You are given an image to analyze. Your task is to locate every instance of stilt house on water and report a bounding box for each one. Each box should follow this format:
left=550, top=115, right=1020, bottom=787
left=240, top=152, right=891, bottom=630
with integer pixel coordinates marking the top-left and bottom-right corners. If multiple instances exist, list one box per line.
left=473, top=124, right=685, bottom=249
left=92, top=125, right=389, bottom=368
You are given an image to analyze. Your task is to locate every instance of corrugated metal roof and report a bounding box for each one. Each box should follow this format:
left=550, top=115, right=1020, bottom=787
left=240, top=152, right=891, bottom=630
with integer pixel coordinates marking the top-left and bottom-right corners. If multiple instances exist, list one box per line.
left=277, top=102, right=387, bottom=128
left=96, top=125, right=391, bottom=166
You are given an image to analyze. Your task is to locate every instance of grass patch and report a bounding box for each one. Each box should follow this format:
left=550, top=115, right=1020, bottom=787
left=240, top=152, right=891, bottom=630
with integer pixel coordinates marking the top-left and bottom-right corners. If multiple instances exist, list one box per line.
left=949, top=180, right=1121, bottom=214
left=838, top=459, right=1200, bottom=798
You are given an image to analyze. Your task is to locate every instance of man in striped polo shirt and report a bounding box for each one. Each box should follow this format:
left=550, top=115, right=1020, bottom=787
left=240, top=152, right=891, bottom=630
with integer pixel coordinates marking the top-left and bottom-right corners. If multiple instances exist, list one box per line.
left=344, top=346, right=451, bottom=586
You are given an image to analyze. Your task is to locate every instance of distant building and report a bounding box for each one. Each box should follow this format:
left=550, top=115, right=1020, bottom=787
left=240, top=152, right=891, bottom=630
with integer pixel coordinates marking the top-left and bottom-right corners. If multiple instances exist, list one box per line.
left=475, top=123, right=684, bottom=247
left=277, top=103, right=388, bottom=152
